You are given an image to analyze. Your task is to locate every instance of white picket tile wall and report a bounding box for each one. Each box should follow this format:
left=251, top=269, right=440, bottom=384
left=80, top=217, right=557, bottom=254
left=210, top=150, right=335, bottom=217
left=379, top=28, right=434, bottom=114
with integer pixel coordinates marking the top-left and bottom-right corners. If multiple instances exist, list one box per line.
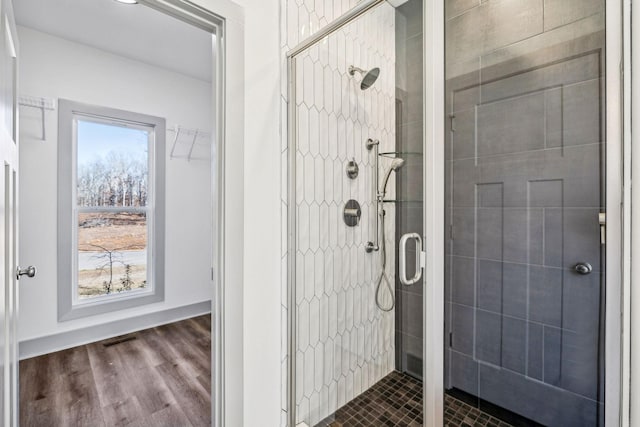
left=280, top=0, right=397, bottom=425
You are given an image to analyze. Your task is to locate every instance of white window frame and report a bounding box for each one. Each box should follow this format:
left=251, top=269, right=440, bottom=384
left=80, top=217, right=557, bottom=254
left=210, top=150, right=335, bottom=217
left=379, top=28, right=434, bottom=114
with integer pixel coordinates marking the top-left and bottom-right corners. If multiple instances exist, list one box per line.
left=57, top=99, right=166, bottom=321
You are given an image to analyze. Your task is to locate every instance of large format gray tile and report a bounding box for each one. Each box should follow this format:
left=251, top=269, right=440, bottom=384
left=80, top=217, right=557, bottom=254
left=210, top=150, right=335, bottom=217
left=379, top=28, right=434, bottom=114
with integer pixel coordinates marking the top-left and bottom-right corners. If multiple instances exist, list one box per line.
left=502, top=208, right=529, bottom=264
left=450, top=302, right=475, bottom=356
left=527, top=322, right=543, bottom=380
left=478, top=362, right=599, bottom=426
left=542, top=208, right=564, bottom=268
left=451, top=158, right=480, bottom=208
left=477, top=182, right=503, bottom=208
left=474, top=144, right=603, bottom=209
left=404, top=34, right=424, bottom=125
left=502, top=262, right=528, bottom=319
left=529, top=266, right=563, bottom=327
left=561, top=79, right=602, bottom=147
left=477, top=259, right=502, bottom=313
left=560, top=329, right=600, bottom=400
left=450, top=108, right=476, bottom=161
left=397, top=0, right=423, bottom=40
left=399, top=288, right=423, bottom=339
left=501, top=316, right=526, bottom=375
left=450, top=255, right=475, bottom=306
left=480, top=52, right=599, bottom=105
left=545, top=86, right=563, bottom=148
left=446, top=0, right=544, bottom=67
left=543, top=325, right=562, bottom=386
left=452, top=85, right=481, bottom=114
left=399, top=160, right=424, bottom=202
left=477, top=207, right=503, bottom=261
left=543, top=0, right=603, bottom=31
left=479, top=20, right=604, bottom=83
left=448, top=349, right=479, bottom=396
left=477, top=92, right=546, bottom=158
left=475, top=309, right=501, bottom=366
left=528, top=179, right=563, bottom=208
left=527, top=208, right=545, bottom=266
left=562, top=267, right=601, bottom=332
left=446, top=0, right=479, bottom=21
left=451, top=207, right=476, bottom=258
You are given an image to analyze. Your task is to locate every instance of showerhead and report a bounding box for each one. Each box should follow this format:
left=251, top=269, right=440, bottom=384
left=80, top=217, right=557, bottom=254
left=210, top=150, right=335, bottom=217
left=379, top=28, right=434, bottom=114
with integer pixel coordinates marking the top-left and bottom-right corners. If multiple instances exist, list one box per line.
left=349, top=65, right=380, bottom=90
left=380, top=157, right=405, bottom=195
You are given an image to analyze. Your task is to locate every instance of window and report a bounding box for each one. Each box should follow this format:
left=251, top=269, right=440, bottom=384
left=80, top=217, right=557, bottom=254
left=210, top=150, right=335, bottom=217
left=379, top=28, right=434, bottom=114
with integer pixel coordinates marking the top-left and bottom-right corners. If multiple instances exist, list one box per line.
left=58, top=100, right=165, bottom=320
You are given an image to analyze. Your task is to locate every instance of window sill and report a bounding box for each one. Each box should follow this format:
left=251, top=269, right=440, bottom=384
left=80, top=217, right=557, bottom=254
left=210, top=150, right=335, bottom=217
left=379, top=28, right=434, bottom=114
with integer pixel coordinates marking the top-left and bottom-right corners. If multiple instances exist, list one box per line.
left=58, top=288, right=164, bottom=322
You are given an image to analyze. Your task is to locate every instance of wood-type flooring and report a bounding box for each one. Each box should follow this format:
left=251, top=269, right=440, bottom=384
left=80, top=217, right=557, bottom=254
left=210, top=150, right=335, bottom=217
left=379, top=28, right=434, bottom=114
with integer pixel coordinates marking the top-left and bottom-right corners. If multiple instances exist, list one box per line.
left=19, top=315, right=211, bottom=427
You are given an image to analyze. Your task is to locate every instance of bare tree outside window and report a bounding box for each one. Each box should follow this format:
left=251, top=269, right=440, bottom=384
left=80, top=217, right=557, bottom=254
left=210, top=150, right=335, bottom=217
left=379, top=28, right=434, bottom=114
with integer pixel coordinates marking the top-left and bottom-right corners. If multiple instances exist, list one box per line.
left=76, top=120, right=149, bottom=299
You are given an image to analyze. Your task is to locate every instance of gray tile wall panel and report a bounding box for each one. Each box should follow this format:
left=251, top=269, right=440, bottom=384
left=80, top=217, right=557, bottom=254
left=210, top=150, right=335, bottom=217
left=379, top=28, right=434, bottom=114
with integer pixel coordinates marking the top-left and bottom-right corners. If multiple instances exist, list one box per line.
left=444, top=2, right=605, bottom=423
left=479, top=363, right=599, bottom=426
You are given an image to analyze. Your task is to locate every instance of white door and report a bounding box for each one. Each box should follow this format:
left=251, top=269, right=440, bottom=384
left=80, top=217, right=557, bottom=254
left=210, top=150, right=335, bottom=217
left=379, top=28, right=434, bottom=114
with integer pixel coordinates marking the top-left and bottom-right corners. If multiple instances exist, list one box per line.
left=0, top=1, right=20, bottom=425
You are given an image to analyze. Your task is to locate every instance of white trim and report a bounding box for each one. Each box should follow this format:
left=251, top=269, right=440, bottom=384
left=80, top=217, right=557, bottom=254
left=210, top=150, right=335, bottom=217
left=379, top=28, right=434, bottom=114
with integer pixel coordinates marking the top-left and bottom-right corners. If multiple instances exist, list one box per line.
left=180, top=2, right=244, bottom=426
left=146, top=2, right=244, bottom=425
left=606, top=0, right=625, bottom=424
left=18, top=301, right=211, bottom=360
left=70, top=115, right=155, bottom=307
left=423, top=0, right=445, bottom=425
left=625, top=0, right=638, bottom=424
left=57, top=99, right=166, bottom=321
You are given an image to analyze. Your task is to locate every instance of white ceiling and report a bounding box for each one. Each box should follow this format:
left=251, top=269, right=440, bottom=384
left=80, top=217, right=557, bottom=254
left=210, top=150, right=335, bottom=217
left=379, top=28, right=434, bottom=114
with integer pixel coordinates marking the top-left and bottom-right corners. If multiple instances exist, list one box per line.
left=14, top=0, right=212, bottom=82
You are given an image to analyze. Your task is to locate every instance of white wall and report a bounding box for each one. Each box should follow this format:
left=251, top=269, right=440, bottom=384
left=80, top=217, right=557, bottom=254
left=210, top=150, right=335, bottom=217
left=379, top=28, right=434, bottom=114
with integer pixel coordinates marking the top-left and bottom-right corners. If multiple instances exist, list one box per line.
left=17, top=26, right=212, bottom=344
left=226, top=0, right=282, bottom=426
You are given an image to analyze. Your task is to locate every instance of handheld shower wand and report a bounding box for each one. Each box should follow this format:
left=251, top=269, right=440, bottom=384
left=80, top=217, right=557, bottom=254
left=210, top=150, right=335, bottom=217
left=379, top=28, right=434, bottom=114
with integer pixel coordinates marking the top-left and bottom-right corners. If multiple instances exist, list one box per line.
left=380, top=158, right=405, bottom=196
left=365, top=140, right=406, bottom=312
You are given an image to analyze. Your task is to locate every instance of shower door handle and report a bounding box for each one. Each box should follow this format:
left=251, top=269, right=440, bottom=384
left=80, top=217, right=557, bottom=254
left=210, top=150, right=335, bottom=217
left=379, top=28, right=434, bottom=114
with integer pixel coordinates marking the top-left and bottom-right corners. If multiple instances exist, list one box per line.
left=399, top=233, right=424, bottom=286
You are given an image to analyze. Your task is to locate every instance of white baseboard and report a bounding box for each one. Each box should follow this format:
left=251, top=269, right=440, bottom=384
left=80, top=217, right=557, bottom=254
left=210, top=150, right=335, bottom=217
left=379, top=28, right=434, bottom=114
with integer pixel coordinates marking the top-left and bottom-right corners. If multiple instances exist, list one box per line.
left=19, top=300, right=211, bottom=360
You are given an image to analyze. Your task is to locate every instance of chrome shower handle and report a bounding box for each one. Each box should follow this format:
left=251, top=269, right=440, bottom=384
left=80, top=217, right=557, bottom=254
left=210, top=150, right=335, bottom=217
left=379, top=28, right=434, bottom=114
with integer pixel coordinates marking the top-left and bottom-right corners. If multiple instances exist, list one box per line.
left=399, top=233, right=424, bottom=286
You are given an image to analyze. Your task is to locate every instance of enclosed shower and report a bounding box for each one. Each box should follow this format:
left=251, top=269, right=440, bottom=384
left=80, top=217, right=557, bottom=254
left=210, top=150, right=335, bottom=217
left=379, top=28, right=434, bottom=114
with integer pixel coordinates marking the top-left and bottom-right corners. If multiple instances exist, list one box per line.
left=286, top=0, right=608, bottom=425
left=287, top=1, right=425, bottom=424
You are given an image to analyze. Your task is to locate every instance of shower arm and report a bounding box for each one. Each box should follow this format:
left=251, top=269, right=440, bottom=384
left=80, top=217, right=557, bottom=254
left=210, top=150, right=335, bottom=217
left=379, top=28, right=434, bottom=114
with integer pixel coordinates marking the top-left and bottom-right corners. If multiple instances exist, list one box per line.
left=366, top=138, right=380, bottom=253
left=349, top=65, right=365, bottom=76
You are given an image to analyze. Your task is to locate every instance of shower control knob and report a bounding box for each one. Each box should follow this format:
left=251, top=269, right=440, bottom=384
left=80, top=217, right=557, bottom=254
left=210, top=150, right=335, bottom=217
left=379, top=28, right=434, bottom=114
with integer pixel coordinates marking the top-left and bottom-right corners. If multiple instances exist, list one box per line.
left=573, top=262, right=593, bottom=275
left=343, top=200, right=362, bottom=227
left=346, top=158, right=359, bottom=179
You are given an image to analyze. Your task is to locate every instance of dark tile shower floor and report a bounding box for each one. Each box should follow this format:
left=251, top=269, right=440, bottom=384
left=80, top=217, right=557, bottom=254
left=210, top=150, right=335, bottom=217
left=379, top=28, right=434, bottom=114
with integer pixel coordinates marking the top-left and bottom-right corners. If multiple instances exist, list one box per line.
left=316, top=371, right=513, bottom=427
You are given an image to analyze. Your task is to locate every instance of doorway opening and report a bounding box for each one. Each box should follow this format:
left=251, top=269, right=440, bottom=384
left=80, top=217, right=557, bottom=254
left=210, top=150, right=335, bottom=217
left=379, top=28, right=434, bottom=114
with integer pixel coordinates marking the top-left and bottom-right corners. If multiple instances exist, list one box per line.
left=13, top=0, right=225, bottom=425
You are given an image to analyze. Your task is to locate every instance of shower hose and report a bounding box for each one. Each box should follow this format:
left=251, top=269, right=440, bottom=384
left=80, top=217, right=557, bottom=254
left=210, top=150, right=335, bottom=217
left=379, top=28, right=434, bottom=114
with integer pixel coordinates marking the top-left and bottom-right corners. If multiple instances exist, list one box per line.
left=375, top=208, right=395, bottom=312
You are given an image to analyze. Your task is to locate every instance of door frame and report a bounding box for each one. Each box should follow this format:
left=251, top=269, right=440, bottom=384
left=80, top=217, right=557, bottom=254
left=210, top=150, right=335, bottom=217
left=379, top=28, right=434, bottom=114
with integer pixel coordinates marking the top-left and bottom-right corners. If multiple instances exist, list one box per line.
left=135, top=1, right=242, bottom=426
left=13, top=0, right=243, bottom=425
left=423, top=1, right=627, bottom=426
left=2, top=0, right=20, bottom=424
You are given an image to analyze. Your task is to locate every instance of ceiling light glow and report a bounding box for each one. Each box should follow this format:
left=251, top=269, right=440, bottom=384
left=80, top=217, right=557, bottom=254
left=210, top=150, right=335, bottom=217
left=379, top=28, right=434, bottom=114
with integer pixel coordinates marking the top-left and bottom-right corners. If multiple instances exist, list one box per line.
left=114, top=0, right=138, bottom=4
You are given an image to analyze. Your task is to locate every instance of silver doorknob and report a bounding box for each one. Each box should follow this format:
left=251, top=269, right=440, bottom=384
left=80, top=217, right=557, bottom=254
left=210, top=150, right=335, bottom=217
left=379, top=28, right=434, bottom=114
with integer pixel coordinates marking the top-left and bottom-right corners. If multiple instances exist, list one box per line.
left=573, top=262, right=593, bottom=275
left=16, top=265, right=36, bottom=280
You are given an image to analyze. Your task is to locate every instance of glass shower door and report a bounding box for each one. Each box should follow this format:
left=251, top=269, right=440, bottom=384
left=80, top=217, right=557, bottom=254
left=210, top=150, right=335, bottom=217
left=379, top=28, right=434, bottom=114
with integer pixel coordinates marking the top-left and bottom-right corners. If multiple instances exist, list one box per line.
left=288, top=1, right=426, bottom=425
left=290, top=3, right=401, bottom=425
left=444, top=2, right=606, bottom=426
